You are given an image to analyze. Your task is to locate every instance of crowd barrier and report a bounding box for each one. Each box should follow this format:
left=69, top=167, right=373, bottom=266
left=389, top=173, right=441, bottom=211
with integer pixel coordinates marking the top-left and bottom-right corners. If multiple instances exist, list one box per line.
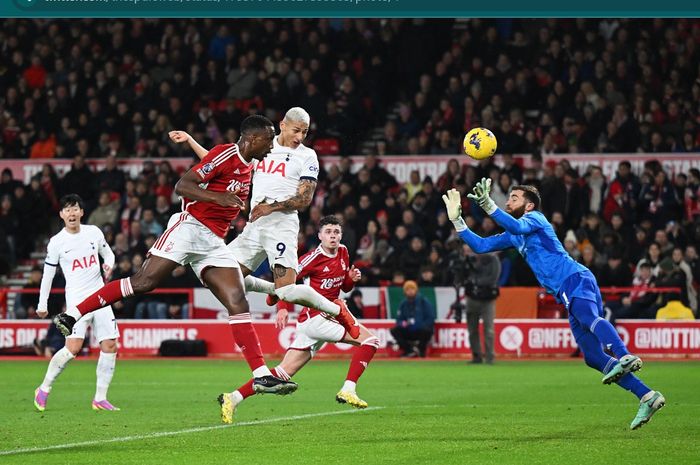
left=1, top=319, right=697, bottom=358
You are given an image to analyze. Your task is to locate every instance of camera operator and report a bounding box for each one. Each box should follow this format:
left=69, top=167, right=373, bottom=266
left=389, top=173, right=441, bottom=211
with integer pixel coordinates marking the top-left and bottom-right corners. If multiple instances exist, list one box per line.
left=453, top=243, right=501, bottom=364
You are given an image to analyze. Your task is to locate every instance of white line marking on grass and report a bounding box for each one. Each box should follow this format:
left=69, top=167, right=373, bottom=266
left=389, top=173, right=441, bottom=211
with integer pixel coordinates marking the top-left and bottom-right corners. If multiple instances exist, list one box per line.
left=0, top=407, right=384, bottom=457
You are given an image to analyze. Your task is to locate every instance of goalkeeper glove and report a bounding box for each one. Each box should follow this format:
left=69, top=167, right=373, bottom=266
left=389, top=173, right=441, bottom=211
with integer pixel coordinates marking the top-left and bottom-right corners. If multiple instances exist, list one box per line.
left=467, top=177, right=497, bottom=215
left=441, top=189, right=467, bottom=231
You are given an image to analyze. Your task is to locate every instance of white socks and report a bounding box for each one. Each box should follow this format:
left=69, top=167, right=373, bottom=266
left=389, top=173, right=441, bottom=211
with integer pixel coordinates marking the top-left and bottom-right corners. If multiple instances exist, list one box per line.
left=40, top=347, right=75, bottom=392
left=275, top=284, right=340, bottom=315
left=341, top=380, right=357, bottom=393
left=244, top=275, right=276, bottom=295
left=232, top=390, right=244, bottom=403
left=65, top=307, right=82, bottom=320
left=252, top=366, right=273, bottom=378
left=95, top=352, right=117, bottom=402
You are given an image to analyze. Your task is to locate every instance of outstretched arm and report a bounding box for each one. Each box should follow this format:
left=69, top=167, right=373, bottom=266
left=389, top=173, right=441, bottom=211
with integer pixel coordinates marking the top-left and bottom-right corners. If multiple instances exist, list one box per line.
left=489, top=209, right=542, bottom=235
left=442, top=188, right=512, bottom=253
left=468, top=177, right=543, bottom=235
left=169, top=131, right=209, bottom=160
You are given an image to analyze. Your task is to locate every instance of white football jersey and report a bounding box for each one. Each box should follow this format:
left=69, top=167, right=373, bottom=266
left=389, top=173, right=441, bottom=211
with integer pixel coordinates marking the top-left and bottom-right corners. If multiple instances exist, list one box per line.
left=44, top=225, right=115, bottom=305
left=250, top=135, right=319, bottom=210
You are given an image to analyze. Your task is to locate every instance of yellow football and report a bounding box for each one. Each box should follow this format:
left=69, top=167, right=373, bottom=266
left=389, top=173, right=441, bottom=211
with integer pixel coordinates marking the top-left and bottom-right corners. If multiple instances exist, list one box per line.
left=463, top=127, right=497, bottom=160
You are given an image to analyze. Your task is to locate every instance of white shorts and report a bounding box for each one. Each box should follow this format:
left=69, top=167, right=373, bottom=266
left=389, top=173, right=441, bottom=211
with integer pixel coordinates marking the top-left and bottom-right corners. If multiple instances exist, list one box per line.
left=68, top=306, right=119, bottom=342
left=149, top=213, right=239, bottom=282
left=228, top=211, right=299, bottom=272
left=289, top=314, right=345, bottom=357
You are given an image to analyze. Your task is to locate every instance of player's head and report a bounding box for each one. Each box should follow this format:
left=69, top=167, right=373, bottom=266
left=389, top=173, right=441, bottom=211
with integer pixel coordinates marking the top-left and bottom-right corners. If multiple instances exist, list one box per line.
left=279, top=107, right=310, bottom=149
left=318, top=215, right=342, bottom=252
left=506, top=185, right=541, bottom=218
left=59, top=194, right=84, bottom=232
left=239, top=115, right=275, bottom=160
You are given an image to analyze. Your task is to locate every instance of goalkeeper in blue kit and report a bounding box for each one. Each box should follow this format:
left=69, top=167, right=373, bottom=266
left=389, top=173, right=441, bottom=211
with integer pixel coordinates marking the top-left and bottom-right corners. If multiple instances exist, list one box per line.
left=443, top=179, right=665, bottom=430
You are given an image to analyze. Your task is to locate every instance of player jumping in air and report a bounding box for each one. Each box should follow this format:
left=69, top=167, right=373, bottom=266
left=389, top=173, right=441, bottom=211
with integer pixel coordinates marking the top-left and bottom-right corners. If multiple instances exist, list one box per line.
left=217, top=215, right=379, bottom=424
left=54, top=115, right=296, bottom=395
left=442, top=179, right=665, bottom=430
left=34, top=194, right=120, bottom=412
left=169, top=107, right=360, bottom=339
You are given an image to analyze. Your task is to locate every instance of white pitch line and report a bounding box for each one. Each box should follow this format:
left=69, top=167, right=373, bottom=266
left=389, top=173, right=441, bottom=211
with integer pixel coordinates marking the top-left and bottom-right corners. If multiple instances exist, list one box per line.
left=0, top=407, right=384, bottom=457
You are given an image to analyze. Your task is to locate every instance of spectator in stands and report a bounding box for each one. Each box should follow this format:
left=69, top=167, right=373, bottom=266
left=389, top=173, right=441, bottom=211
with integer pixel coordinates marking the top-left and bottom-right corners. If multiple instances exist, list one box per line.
left=140, top=208, right=164, bottom=237
left=404, top=170, right=423, bottom=204
left=660, top=247, right=697, bottom=313
left=598, top=250, right=633, bottom=288
left=95, top=156, right=126, bottom=194
left=603, top=161, right=640, bottom=224
left=347, top=289, right=365, bottom=319
left=390, top=280, right=436, bottom=358
left=0, top=169, right=23, bottom=198
left=636, top=242, right=663, bottom=278
left=88, top=191, right=119, bottom=230
left=609, top=262, right=659, bottom=322
left=16, top=266, right=44, bottom=319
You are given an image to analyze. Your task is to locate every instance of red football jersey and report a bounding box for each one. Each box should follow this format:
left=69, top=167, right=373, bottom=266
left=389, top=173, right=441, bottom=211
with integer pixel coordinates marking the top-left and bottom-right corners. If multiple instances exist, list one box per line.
left=296, top=244, right=355, bottom=319
left=181, top=143, right=253, bottom=238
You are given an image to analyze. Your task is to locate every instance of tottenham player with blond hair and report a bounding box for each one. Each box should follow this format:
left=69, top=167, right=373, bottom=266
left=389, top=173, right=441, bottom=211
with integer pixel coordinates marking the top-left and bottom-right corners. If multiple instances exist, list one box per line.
left=34, top=194, right=120, bottom=412
left=169, top=107, right=360, bottom=339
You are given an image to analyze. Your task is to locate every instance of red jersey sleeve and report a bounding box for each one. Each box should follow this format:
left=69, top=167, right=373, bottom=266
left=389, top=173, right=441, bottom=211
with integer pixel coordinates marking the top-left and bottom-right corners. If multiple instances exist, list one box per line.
left=193, top=144, right=230, bottom=183
left=296, top=250, right=313, bottom=281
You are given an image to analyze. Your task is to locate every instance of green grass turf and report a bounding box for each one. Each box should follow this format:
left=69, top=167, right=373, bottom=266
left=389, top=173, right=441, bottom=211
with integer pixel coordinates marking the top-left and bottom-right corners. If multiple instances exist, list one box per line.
left=0, top=358, right=698, bottom=465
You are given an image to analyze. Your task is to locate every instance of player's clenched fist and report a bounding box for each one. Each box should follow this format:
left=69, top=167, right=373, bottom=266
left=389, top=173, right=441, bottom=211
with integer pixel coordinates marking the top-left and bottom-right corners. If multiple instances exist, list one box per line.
left=168, top=130, right=190, bottom=143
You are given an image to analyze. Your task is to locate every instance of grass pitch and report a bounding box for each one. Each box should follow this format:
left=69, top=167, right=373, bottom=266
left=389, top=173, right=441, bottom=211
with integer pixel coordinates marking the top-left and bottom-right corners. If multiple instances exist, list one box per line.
left=0, top=358, right=698, bottom=465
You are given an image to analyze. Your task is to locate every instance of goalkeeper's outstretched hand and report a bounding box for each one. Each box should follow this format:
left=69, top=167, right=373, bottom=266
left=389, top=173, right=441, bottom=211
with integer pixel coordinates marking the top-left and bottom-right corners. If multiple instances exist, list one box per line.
left=442, top=188, right=462, bottom=221
left=467, top=177, right=497, bottom=215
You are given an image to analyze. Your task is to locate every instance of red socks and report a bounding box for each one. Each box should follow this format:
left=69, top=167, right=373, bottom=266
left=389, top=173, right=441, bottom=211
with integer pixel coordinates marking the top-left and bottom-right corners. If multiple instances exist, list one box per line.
left=228, top=313, right=266, bottom=372
left=77, top=278, right=134, bottom=316
left=346, top=337, right=379, bottom=383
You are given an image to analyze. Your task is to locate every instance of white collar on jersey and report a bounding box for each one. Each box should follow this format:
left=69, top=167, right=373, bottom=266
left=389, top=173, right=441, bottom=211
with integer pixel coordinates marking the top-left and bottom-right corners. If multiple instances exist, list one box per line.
left=237, top=150, right=253, bottom=166
left=317, top=244, right=339, bottom=258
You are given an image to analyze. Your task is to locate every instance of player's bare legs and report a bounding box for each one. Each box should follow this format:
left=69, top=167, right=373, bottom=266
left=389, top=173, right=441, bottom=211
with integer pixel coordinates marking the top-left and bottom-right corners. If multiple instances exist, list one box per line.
left=240, top=265, right=360, bottom=338
left=34, top=337, right=119, bottom=412
left=204, top=266, right=297, bottom=395
left=55, top=256, right=178, bottom=335
left=219, top=323, right=378, bottom=423
left=272, top=265, right=360, bottom=338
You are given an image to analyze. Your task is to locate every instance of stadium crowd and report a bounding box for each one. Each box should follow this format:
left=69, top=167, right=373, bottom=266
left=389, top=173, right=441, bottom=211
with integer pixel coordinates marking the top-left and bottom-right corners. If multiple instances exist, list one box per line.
left=1, top=19, right=699, bottom=319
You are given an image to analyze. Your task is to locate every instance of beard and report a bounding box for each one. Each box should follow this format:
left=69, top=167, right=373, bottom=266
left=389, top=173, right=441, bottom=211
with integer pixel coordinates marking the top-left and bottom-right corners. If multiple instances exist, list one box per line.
left=507, top=204, right=527, bottom=218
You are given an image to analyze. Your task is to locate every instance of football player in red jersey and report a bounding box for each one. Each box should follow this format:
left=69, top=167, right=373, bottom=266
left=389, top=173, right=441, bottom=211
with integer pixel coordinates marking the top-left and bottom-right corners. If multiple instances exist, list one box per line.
left=217, top=215, right=379, bottom=424
left=169, top=107, right=360, bottom=340
left=54, top=115, right=297, bottom=395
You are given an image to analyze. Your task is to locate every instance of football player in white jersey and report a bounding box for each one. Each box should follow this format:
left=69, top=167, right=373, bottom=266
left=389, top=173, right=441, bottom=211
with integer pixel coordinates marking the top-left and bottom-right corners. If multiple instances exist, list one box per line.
left=34, top=194, right=120, bottom=412
left=169, top=107, right=360, bottom=339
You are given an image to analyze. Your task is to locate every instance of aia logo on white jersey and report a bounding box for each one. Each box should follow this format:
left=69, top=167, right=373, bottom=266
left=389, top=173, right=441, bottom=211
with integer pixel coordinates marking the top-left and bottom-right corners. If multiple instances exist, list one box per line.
left=72, top=255, right=98, bottom=271
left=256, top=159, right=287, bottom=177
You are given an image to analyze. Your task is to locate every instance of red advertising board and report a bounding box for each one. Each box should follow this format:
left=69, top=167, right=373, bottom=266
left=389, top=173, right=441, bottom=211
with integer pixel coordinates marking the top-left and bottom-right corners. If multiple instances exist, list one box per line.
left=1, top=320, right=698, bottom=357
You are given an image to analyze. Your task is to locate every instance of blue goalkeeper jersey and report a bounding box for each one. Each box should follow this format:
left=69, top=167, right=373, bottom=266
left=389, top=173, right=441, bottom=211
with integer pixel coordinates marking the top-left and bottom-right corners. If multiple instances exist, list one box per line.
left=457, top=208, right=587, bottom=298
